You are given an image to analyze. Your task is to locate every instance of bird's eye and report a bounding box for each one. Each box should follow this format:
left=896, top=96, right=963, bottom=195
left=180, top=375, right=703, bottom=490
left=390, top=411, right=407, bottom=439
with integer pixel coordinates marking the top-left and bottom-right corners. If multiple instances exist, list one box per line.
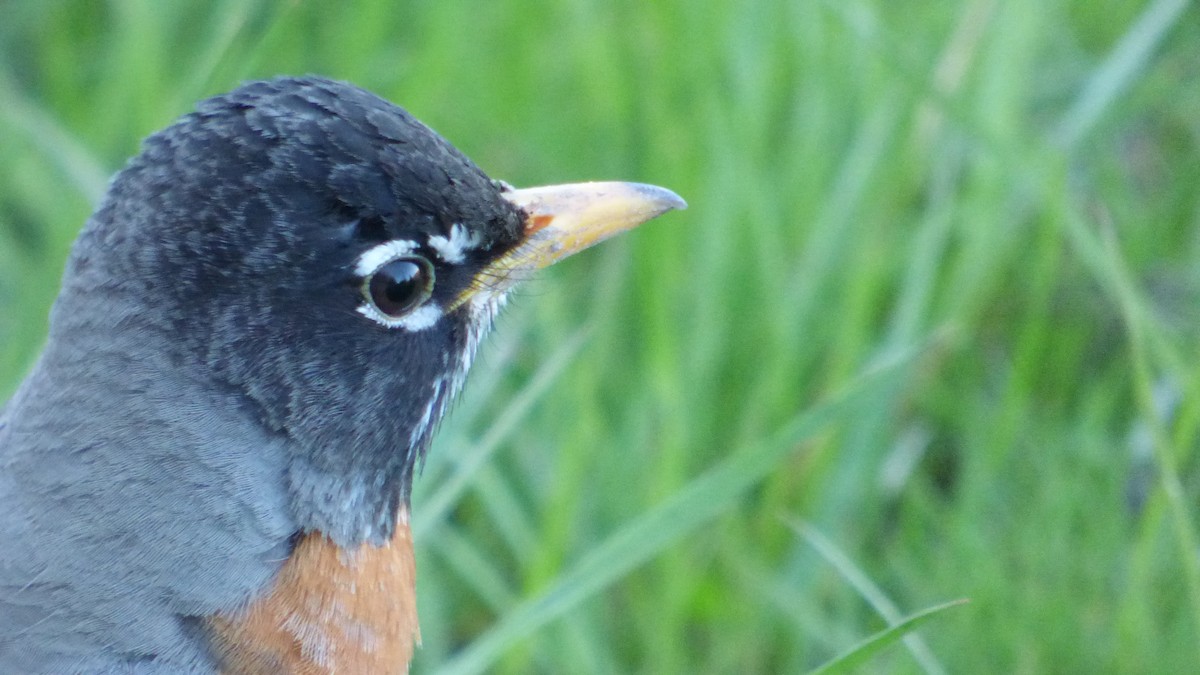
left=364, top=257, right=434, bottom=318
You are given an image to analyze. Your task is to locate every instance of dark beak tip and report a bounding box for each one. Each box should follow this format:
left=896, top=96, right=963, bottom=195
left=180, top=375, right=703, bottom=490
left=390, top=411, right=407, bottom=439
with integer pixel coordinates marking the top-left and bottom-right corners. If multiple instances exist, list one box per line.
left=633, top=183, right=688, bottom=212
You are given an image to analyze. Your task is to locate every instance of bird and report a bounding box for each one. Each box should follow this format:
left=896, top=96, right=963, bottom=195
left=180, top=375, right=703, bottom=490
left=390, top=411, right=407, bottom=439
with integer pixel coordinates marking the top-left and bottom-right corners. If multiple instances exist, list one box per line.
left=0, top=76, right=684, bottom=674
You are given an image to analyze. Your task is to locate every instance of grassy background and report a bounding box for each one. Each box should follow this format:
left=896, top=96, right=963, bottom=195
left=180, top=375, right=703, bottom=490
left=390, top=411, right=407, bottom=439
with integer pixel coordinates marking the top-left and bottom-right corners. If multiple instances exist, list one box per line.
left=3, top=0, right=1199, bottom=672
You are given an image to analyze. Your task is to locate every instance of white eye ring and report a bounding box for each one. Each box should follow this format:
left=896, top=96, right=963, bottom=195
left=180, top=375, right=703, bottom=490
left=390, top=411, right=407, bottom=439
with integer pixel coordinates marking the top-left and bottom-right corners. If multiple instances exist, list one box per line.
left=355, top=240, right=442, bottom=331
left=355, top=240, right=419, bottom=276
left=357, top=301, right=442, bottom=331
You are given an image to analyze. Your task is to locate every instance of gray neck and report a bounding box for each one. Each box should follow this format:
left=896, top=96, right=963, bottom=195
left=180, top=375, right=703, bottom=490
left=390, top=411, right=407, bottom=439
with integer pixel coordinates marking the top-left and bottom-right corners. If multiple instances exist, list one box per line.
left=0, top=294, right=296, bottom=670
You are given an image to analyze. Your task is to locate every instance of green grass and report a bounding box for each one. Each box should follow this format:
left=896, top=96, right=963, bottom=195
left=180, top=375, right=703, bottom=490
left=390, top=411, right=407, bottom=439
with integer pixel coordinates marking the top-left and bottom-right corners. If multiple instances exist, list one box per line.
left=3, top=0, right=1199, bottom=672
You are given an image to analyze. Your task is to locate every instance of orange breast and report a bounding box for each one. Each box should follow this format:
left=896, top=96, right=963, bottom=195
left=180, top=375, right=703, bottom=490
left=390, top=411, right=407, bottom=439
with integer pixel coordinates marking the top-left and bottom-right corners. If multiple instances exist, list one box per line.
left=208, top=510, right=420, bottom=674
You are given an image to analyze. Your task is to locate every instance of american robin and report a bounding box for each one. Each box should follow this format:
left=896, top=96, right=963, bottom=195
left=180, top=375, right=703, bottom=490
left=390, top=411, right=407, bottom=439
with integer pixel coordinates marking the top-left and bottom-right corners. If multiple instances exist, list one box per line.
left=0, top=76, right=683, bottom=673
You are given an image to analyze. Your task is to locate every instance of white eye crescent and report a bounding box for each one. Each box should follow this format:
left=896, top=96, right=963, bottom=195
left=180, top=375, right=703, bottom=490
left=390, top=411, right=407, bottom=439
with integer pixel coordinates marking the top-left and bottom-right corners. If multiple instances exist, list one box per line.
left=355, top=240, right=442, bottom=331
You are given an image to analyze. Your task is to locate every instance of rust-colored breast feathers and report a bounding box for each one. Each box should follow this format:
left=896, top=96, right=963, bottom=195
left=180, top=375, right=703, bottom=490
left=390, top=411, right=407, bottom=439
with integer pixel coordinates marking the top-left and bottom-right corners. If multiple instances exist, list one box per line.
left=208, top=517, right=420, bottom=674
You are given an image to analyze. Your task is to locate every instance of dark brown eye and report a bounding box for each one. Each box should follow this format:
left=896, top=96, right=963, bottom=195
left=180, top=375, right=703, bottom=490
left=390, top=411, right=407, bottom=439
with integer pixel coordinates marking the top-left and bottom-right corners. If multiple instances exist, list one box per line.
left=365, top=257, right=434, bottom=318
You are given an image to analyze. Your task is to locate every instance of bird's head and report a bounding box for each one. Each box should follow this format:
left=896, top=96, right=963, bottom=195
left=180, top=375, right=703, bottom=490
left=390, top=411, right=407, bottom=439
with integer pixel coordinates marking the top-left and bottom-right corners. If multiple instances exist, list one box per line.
left=52, top=76, right=682, bottom=546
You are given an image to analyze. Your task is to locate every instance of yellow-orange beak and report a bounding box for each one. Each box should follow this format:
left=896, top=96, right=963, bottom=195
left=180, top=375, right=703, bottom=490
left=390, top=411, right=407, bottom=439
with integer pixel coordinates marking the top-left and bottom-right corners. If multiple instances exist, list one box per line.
left=455, top=181, right=686, bottom=307
left=500, top=181, right=686, bottom=269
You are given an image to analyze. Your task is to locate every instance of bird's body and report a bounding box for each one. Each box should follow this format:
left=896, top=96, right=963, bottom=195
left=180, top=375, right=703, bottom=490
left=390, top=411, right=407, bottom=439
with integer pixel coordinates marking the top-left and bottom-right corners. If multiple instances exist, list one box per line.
left=207, top=517, right=420, bottom=672
left=0, top=77, right=682, bottom=673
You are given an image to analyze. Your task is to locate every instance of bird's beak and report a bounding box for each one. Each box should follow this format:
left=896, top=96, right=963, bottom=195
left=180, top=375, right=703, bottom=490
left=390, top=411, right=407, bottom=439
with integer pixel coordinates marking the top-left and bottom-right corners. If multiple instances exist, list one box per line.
left=499, top=181, right=687, bottom=270
left=454, top=181, right=686, bottom=307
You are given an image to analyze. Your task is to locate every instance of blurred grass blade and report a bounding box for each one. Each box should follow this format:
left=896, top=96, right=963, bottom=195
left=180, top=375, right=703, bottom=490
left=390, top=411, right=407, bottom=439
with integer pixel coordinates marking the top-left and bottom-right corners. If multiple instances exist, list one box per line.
left=433, top=348, right=920, bottom=675
left=170, top=0, right=261, bottom=109
left=1052, top=0, right=1191, bottom=148
left=1058, top=198, right=1200, bottom=647
left=0, top=67, right=109, bottom=204
left=787, top=518, right=947, bottom=675
left=414, top=325, right=592, bottom=539
left=807, top=599, right=969, bottom=675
